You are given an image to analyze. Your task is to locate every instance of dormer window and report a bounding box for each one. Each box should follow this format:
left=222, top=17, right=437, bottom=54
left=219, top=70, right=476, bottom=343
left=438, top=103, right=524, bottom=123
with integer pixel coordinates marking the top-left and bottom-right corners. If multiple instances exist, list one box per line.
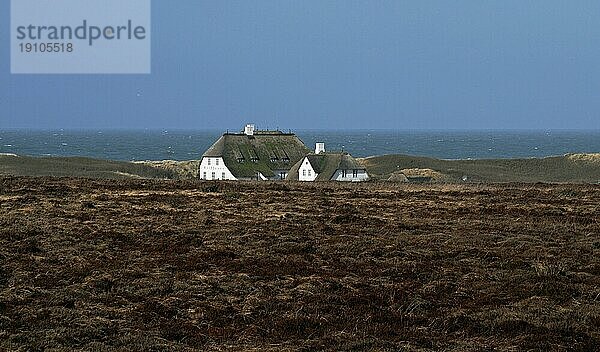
left=237, top=157, right=245, bottom=163
left=270, top=157, right=278, bottom=163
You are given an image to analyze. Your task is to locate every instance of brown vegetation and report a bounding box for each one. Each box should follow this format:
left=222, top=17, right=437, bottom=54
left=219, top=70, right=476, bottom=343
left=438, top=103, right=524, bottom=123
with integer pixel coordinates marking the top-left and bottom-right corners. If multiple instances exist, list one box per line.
left=0, top=177, right=599, bottom=351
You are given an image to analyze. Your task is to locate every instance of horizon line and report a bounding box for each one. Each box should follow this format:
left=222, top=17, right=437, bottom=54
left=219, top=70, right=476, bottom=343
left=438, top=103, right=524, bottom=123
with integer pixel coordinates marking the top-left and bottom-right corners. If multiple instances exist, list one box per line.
left=2, top=127, right=600, bottom=133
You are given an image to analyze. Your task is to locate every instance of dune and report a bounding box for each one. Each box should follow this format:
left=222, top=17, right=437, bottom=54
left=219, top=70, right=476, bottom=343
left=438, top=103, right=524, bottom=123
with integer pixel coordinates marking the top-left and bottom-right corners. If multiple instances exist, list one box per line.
left=360, top=154, right=600, bottom=183
left=2, top=153, right=599, bottom=183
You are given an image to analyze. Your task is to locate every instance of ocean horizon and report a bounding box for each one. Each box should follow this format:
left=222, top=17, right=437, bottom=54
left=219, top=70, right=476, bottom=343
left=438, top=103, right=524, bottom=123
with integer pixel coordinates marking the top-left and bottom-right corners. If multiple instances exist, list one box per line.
left=1, top=129, right=599, bottom=162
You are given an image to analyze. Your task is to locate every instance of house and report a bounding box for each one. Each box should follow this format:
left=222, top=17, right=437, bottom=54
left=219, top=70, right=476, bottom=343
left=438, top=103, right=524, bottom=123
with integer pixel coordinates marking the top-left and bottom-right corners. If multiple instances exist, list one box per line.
left=286, top=143, right=369, bottom=182
left=199, top=124, right=310, bottom=180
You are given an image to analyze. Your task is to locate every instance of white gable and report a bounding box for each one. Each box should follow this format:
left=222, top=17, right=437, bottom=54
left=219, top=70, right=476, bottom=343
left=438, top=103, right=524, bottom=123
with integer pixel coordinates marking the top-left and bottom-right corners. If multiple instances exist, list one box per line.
left=199, top=157, right=236, bottom=180
left=298, top=157, right=317, bottom=181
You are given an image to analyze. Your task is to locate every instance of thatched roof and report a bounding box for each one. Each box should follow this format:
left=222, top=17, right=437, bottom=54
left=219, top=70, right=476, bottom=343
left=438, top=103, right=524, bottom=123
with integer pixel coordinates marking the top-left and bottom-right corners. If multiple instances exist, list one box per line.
left=286, top=152, right=366, bottom=181
left=202, top=132, right=310, bottom=178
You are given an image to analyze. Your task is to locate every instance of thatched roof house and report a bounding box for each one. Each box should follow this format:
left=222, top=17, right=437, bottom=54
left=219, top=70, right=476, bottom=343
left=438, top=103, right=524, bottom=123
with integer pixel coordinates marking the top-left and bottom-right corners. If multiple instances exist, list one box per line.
left=286, top=146, right=369, bottom=182
left=200, top=124, right=310, bottom=180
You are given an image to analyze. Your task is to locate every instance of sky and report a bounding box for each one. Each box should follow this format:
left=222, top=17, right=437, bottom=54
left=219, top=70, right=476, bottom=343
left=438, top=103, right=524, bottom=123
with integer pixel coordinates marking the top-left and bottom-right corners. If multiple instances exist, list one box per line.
left=1, top=0, right=600, bottom=131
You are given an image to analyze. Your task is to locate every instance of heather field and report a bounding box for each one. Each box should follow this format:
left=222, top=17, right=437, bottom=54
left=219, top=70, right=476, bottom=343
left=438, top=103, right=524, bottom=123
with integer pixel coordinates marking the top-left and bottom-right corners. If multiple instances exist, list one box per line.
left=0, top=177, right=599, bottom=351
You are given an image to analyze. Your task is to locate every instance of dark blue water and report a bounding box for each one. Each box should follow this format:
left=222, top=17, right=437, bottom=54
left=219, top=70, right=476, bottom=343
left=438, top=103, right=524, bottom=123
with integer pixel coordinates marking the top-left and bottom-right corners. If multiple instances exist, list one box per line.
left=0, top=130, right=598, bottom=161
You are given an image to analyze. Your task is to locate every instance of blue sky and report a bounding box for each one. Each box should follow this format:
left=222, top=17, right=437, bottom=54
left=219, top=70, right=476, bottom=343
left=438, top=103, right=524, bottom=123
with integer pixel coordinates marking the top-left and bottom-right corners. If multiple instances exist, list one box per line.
left=1, top=0, right=600, bottom=130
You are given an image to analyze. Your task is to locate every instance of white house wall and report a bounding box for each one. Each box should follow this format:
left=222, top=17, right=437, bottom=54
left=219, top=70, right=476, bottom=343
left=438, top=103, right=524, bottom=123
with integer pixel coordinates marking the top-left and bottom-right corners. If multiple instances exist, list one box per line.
left=331, top=169, right=369, bottom=182
left=298, top=157, right=317, bottom=181
left=199, top=157, right=237, bottom=180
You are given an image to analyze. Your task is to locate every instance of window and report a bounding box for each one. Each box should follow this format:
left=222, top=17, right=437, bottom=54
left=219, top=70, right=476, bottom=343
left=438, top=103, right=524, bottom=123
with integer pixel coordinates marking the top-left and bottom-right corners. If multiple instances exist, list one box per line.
left=203, top=172, right=207, bottom=179
left=216, top=159, right=219, bottom=166
left=302, top=170, right=306, bottom=177
left=342, top=170, right=348, bottom=177
left=211, top=172, right=215, bottom=179
left=353, top=169, right=358, bottom=178
left=308, top=170, right=312, bottom=177
left=222, top=172, right=226, bottom=179
left=207, top=158, right=211, bottom=166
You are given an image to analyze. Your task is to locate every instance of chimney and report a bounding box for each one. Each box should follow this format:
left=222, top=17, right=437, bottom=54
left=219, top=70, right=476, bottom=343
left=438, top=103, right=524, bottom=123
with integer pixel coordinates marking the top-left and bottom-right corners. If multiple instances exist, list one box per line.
left=244, top=124, right=255, bottom=136
left=315, top=142, right=325, bottom=154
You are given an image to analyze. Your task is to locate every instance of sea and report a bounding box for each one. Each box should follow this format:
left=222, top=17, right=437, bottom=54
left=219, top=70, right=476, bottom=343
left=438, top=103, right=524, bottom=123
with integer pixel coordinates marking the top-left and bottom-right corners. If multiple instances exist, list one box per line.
left=0, top=130, right=599, bottom=161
